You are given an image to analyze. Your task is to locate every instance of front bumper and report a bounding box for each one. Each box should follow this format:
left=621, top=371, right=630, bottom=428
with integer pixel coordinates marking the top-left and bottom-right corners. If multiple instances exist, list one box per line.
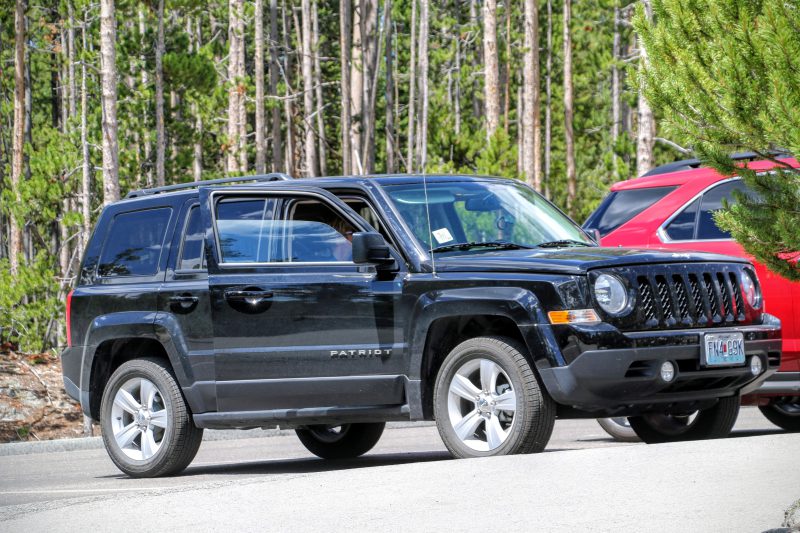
left=538, top=314, right=782, bottom=416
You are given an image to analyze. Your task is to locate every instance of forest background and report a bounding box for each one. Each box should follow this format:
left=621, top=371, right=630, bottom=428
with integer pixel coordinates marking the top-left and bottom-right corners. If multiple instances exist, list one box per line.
left=1, top=0, right=679, bottom=353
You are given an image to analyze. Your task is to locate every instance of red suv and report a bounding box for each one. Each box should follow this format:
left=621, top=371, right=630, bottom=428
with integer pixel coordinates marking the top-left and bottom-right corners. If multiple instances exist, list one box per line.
left=584, top=155, right=800, bottom=435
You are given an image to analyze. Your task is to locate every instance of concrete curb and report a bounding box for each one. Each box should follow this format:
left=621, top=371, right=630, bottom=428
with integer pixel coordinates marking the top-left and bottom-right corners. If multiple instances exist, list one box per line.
left=0, top=421, right=436, bottom=456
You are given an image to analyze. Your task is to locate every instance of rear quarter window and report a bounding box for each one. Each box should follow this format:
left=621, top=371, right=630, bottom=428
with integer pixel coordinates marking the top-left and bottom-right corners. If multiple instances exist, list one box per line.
left=98, top=207, right=172, bottom=277
left=584, top=186, right=676, bottom=236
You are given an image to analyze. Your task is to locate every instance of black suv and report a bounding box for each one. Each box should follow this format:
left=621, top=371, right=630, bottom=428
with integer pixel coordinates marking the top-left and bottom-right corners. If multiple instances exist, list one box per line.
left=61, top=174, right=781, bottom=477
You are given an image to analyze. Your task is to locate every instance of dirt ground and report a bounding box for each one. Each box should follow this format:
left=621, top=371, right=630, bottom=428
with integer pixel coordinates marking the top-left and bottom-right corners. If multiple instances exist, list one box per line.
left=0, top=350, right=88, bottom=443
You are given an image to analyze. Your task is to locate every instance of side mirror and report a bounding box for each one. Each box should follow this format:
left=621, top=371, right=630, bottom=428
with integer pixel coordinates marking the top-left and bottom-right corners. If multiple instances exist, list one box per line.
left=352, top=232, right=396, bottom=267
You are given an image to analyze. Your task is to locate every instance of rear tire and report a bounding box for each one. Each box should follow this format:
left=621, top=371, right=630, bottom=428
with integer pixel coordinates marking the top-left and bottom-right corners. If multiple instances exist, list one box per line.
left=596, top=417, right=640, bottom=443
left=295, top=423, right=385, bottom=459
left=628, top=396, right=740, bottom=444
left=759, top=399, right=800, bottom=432
left=100, top=358, right=203, bottom=478
left=433, top=336, right=555, bottom=458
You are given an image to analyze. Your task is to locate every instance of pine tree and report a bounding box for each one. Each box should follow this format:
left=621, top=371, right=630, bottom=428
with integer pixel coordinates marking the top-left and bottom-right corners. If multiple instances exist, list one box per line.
left=636, top=0, right=800, bottom=280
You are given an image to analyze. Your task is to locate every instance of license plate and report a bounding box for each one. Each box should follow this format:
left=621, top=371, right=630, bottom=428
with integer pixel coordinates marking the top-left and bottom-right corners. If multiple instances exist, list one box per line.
left=701, top=332, right=746, bottom=367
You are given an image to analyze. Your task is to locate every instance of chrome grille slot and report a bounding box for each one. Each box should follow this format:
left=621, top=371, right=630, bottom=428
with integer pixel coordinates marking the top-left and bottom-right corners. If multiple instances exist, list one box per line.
left=729, top=272, right=745, bottom=319
left=656, top=276, right=674, bottom=321
left=717, top=272, right=732, bottom=318
left=638, top=277, right=657, bottom=322
left=672, top=274, right=691, bottom=321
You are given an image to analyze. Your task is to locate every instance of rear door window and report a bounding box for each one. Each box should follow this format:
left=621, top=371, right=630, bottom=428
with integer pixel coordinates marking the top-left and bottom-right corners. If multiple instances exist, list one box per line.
left=664, top=198, right=699, bottom=240
left=98, top=207, right=172, bottom=277
left=583, top=186, right=676, bottom=236
left=696, top=180, right=749, bottom=240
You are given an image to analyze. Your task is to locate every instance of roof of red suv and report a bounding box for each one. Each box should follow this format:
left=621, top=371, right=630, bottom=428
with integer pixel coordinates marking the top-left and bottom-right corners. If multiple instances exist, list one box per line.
left=611, top=157, right=798, bottom=191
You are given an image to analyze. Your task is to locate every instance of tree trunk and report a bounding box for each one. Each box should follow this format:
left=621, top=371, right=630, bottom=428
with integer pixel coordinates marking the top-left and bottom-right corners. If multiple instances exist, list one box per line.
left=563, top=0, right=576, bottom=216
left=384, top=0, right=395, bottom=173
left=301, top=0, right=317, bottom=177
left=270, top=0, right=283, bottom=172
left=544, top=0, right=552, bottom=199
left=236, top=1, right=247, bottom=172
left=189, top=16, right=203, bottom=181
left=522, top=0, right=541, bottom=190
left=636, top=0, right=656, bottom=177
left=417, top=0, right=429, bottom=170
left=10, top=0, right=27, bottom=273
left=361, top=0, right=379, bottom=174
left=227, top=0, right=243, bottom=174
left=454, top=16, right=461, bottom=137
left=406, top=0, right=416, bottom=173
left=282, top=0, right=296, bottom=177
left=138, top=6, right=153, bottom=187
left=67, top=2, right=77, bottom=119
left=155, top=0, right=166, bottom=186
left=482, top=0, right=500, bottom=140
left=611, top=3, right=621, bottom=146
left=503, top=4, right=511, bottom=133
left=350, top=1, right=364, bottom=174
left=81, top=18, right=92, bottom=254
left=255, top=0, right=267, bottom=174
left=100, top=0, right=120, bottom=204
left=312, top=0, right=327, bottom=176
left=339, top=0, right=353, bottom=175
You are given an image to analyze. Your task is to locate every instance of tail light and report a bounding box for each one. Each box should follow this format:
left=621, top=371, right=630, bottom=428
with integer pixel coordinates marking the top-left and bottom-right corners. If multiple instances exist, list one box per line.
left=66, top=290, right=74, bottom=347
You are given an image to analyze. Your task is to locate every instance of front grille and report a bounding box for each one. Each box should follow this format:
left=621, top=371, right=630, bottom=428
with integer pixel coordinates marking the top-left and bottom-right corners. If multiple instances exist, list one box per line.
left=601, top=263, right=753, bottom=331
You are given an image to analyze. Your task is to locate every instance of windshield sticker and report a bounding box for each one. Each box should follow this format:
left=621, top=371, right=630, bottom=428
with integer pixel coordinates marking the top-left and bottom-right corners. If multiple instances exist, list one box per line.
left=432, top=228, right=454, bottom=244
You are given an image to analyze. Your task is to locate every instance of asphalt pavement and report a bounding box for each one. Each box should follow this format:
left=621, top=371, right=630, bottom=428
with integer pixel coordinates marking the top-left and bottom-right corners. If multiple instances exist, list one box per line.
left=0, top=407, right=797, bottom=532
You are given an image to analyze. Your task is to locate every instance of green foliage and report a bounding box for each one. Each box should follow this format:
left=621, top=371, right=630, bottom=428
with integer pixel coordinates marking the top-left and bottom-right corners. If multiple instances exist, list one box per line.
left=636, top=0, right=800, bottom=280
left=0, top=256, right=63, bottom=354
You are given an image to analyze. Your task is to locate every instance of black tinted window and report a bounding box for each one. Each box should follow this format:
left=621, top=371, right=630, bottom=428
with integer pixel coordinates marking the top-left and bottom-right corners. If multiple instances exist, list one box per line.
left=98, top=208, right=172, bottom=277
left=665, top=198, right=699, bottom=240
left=215, top=198, right=277, bottom=263
left=179, top=207, right=204, bottom=270
left=584, top=187, right=677, bottom=236
left=696, top=180, right=748, bottom=240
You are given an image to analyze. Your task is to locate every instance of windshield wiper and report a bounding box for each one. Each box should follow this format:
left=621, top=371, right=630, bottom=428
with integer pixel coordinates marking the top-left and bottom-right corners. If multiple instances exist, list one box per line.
left=535, top=239, right=594, bottom=248
left=431, top=241, right=533, bottom=253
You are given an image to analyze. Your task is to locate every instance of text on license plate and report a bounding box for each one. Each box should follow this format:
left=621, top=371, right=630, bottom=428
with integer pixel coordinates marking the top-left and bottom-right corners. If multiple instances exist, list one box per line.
left=702, top=332, right=745, bottom=366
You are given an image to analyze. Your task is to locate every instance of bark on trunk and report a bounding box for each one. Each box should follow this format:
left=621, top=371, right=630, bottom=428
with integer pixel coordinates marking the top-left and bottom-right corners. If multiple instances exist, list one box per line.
left=227, top=0, right=243, bottom=174
left=544, top=0, right=552, bottom=199
left=417, top=0, right=429, bottom=170
left=482, top=0, right=500, bottom=140
left=522, top=0, right=541, bottom=190
left=10, top=0, right=27, bottom=273
left=350, top=2, right=364, bottom=174
left=636, top=0, right=656, bottom=177
left=312, top=0, right=327, bottom=176
left=563, top=0, right=576, bottom=216
left=155, top=0, right=166, bottom=186
left=361, top=0, right=379, bottom=174
left=301, top=0, right=317, bottom=177
left=100, top=0, right=120, bottom=204
left=384, top=0, right=395, bottom=173
left=138, top=7, right=153, bottom=187
left=340, top=0, right=353, bottom=175
left=81, top=18, right=92, bottom=252
left=270, top=0, right=283, bottom=172
left=406, top=0, right=416, bottom=173
left=255, top=0, right=267, bottom=174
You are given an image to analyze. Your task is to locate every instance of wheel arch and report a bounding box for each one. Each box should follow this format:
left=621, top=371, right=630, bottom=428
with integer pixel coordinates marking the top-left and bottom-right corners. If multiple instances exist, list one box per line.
left=408, top=287, right=553, bottom=419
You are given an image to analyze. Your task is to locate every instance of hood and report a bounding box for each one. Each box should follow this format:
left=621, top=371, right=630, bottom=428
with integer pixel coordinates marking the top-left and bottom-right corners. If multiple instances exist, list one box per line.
left=432, top=246, right=749, bottom=275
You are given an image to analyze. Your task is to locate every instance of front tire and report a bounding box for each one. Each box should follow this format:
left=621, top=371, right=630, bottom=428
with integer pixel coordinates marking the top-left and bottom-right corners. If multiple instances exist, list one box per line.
left=759, top=398, right=800, bottom=432
left=100, top=358, right=203, bottom=478
left=295, top=423, right=385, bottom=459
left=596, top=417, right=640, bottom=443
left=433, top=336, right=555, bottom=458
left=628, top=396, right=740, bottom=444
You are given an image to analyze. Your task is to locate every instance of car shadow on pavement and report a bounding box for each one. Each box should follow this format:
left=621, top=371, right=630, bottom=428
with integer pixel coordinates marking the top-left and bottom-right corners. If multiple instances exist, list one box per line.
left=177, top=450, right=455, bottom=477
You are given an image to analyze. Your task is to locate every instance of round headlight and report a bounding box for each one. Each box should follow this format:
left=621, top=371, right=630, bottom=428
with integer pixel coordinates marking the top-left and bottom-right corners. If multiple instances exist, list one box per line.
left=594, top=274, right=628, bottom=315
left=741, top=271, right=762, bottom=309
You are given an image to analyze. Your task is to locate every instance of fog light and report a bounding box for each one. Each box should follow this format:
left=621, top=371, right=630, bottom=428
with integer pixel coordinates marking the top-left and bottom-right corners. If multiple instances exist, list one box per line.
left=660, top=361, right=675, bottom=382
left=750, top=356, right=763, bottom=376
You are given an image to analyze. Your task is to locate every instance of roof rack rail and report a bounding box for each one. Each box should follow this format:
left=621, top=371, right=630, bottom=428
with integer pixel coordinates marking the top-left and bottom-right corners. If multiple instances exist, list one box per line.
left=125, top=172, right=293, bottom=198
left=642, top=151, right=791, bottom=177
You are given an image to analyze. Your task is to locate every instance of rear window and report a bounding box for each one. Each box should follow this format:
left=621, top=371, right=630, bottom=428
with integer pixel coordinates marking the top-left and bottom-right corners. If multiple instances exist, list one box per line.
left=584, top=186, right=676, bottom=237
left=98, top=207, right=172, bottom=277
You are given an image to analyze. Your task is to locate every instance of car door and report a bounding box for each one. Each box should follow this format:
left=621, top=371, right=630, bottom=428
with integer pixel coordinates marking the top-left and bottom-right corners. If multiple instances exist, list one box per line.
left=200, top=185, right=406, bottom=414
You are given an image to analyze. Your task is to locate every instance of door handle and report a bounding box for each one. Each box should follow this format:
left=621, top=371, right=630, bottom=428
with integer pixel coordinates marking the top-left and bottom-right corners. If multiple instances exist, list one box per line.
left=224, top=289, right=274, bottom=305
left=169, top=295, right=199, bottom=305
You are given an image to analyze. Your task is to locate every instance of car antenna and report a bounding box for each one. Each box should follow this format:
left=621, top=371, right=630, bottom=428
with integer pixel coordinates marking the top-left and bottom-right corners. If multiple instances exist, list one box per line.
left=422, top=173, right=437, bottom=276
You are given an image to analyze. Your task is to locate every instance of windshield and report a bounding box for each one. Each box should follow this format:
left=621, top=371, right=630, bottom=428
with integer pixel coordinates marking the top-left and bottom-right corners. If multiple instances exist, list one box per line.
left=384, top=179, right=593, bottom=253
